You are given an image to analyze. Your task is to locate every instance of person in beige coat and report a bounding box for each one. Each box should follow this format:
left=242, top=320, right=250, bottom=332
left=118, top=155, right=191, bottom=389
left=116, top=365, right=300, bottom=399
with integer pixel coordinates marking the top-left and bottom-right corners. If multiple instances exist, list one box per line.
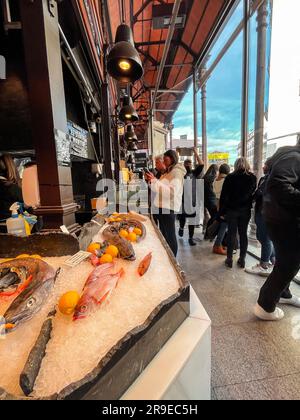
left=145, top=150, right=186, bottom=257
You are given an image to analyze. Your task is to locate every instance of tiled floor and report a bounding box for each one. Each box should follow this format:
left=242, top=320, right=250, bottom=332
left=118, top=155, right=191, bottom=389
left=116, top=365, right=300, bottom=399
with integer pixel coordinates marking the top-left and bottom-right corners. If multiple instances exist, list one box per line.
left=177, top=230, right=300, bottom=400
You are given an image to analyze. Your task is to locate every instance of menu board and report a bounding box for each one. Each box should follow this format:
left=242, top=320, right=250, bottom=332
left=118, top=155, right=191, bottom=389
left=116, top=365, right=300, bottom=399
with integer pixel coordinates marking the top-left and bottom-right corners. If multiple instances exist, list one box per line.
left=55, top=129, right=71, bottom=166
left=67, top=121, right=89, bottom=160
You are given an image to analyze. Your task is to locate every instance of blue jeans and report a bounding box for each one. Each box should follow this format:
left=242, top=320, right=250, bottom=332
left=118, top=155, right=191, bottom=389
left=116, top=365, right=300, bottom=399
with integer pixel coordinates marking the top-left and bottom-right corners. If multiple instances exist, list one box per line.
left=214, top=221, right=228, bottom=247
left=255, top=212, right=275, bottom=264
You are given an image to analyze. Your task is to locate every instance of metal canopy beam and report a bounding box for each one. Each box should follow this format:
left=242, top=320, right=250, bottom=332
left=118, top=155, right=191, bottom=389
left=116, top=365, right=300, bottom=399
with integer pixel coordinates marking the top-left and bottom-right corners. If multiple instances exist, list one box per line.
left=133, top=0, right=152, bottom=23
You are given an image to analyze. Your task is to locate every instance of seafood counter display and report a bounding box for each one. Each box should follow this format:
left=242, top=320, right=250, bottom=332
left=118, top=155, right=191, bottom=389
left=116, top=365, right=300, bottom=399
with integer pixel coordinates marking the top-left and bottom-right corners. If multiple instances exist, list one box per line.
left=0, top=215, right=189, bottom=400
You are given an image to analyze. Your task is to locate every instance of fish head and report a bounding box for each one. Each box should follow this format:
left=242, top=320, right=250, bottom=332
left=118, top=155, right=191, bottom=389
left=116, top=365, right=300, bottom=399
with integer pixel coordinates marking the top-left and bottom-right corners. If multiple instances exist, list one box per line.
left=0, top=266, right=27, bottom=293
left=3, top=278, right=54, bottom=333
left=73, top=294, right=95, bottom=321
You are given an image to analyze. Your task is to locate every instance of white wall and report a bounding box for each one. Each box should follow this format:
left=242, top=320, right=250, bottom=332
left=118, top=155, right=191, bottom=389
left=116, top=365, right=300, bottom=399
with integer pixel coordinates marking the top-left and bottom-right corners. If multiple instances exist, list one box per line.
left=267, top=0, right=300, bottom=151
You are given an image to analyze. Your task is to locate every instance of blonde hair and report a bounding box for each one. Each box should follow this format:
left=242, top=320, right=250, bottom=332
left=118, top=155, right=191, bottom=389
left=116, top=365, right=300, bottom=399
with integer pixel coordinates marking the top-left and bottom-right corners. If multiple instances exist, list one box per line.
left=234, top=157, right=251, bottom=174
left=0, top=154, right=21, bottom=186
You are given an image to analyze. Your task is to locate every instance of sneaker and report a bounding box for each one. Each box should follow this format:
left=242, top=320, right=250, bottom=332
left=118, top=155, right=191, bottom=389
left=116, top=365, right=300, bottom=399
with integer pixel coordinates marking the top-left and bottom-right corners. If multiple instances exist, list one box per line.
left=189, top=238, right=197, bottom=246
left=178, top=228, right=184, bottom=238
left=293, top=273, right=300, bottom=286
left=245, top=264, right=272, bottom=278
left=213, top=246, right=227, bottom=256
left=279, top=296, right=300, bottom=308
left=254, top=303, right=285, bottom=321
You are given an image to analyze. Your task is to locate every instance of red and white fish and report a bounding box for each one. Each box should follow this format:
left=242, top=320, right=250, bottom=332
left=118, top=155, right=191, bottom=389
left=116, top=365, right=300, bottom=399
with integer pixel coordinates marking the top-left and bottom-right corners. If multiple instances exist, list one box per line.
left=73, top=263, right=124, bottom=321
left=138, top=253, right=152, bottom=277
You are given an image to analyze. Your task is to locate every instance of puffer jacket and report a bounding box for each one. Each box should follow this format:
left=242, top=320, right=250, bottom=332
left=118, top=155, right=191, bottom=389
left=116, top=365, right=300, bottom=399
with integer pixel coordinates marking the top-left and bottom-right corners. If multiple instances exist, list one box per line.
left=263, top=145, right=300, bottom=226
left=151, top=163, right=187, bottom=212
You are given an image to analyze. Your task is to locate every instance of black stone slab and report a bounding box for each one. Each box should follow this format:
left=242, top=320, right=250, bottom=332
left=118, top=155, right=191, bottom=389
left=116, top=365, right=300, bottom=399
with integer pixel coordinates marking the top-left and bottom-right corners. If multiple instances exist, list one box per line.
left=0, top=232, right=79, bottom=258
left=1, top=218, right=190, bottom=400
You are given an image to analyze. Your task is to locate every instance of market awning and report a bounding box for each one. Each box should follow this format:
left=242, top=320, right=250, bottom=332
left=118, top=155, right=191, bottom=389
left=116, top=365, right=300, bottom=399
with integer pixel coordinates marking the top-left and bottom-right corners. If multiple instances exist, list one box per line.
left=106, top=0, right=236, bottom=141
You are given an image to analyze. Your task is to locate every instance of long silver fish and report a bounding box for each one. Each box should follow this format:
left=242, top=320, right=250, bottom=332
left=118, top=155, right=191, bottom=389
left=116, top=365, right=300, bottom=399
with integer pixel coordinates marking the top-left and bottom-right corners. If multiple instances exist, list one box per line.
left=0, top=259, right=58, bottom=334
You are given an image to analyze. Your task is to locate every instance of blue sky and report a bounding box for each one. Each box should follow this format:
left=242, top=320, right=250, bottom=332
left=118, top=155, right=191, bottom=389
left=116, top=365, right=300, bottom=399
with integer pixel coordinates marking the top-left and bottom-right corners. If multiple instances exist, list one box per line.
left=172, top=2, right=271, bottom=164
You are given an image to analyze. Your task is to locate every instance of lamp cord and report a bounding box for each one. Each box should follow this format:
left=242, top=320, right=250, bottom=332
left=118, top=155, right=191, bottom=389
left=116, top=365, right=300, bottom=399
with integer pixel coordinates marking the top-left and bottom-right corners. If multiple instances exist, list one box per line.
left=120, top=0, right=126, bottom=23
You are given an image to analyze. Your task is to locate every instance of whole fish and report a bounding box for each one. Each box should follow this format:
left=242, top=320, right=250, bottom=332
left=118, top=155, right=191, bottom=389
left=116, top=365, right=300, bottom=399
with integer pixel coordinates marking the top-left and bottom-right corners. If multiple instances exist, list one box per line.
left=73, top=263, right=124, bottom=321
left=0, top=259, right=58, bottom=334
left=102, top=225, right=136, bottom=261
left=138, top=253, right=152, bottom=277
left=0, top=258, right=54, bottom=298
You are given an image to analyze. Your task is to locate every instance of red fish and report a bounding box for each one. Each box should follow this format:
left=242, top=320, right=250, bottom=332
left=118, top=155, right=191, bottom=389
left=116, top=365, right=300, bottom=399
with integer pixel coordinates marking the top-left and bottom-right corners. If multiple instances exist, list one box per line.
left=73, top=263, right=124, bottom=321
left=138, top=253, right=152, bottom=277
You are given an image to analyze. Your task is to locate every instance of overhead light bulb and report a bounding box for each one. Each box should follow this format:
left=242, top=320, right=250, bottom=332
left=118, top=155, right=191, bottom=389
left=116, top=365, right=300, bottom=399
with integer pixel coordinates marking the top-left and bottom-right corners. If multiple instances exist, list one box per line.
left=125, top=114, right=132, bottom=119
left=119, top=60, right=131, bottom=71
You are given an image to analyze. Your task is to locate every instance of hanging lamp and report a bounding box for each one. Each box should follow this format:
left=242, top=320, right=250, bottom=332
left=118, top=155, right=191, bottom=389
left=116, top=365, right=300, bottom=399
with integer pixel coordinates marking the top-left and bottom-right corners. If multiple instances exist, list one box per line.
left=124, top=125, right=138, bottom=142
left=107, top=24, right=144, bottom=83
left=119, top=96, right=139, bottom=123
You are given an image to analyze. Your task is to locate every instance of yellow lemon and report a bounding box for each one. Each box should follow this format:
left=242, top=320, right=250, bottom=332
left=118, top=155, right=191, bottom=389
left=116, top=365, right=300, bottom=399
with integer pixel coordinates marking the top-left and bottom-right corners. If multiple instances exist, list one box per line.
left=30, top=254, right=42, bottom=259
left=58, top=291, right=81, bottom=315
left=133, top=228, right=142, bottom=236
left=119, top=229, right=129, bottom=239
left=105, top=245, right=119, bottom=258
left=128, top=232, right=137, bottom=242
left=87, top=243, right=101, bottom=255
left=99, top=254, right=113, bottom=265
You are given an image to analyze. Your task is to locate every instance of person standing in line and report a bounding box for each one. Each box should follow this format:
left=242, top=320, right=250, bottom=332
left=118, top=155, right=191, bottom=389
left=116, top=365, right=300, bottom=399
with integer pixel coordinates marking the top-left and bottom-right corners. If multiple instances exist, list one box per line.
left=203, top=164, right=218, bottom=220
left=245, top=160, right=275, bottom=277
left=254, top=141, right=300, bottom=321
left=146, top=150, right=186, bottom=257
left=212, top=163, right=231, bottom=255
left=178, top=147, right=204, bottom=246
left=219, top=157, right=257, bottom=269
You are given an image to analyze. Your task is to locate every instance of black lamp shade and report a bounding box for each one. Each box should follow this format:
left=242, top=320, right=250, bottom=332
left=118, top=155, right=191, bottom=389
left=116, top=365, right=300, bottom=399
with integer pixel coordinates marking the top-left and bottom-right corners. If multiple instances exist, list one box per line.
left=127, top=141, right=138, bottom=151
left=119, top=96, right=139, bottom=123
left=107, top=24, right=144, bottom=83
left=125, top=125, right=138, bottom=142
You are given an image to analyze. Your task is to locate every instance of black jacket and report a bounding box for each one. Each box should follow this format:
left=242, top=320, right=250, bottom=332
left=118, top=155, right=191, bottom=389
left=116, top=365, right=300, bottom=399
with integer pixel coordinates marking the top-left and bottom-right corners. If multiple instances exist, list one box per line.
left=0, top=179, right=23, bottom=221
left=204, top=174, right=217, bottom=208
left=263, top=145, right=300, bottom=226
left=219, top=170, right=257, bottom=216
left=254, top=175, right=269, bottom=214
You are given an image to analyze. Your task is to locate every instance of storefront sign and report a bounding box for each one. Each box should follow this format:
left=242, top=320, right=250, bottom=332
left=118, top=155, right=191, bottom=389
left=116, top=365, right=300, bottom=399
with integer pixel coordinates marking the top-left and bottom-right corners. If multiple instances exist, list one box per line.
left=208, top=152, right=230, bottom=162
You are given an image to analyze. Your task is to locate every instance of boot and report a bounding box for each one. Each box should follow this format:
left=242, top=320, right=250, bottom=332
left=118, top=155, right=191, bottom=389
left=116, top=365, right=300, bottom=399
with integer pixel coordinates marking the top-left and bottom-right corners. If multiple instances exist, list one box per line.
left=178, top=228, right=184, bottom=238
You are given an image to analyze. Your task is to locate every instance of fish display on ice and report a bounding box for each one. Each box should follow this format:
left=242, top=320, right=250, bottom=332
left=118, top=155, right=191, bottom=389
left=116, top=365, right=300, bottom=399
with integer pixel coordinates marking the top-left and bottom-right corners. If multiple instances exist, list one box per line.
left=0, top=259, right=58, bottom=333
left=138, top=253, right=152, bottom=277
left=73, top=263, right=124, bottom=321
left=102, top=225, right=136, bottom=261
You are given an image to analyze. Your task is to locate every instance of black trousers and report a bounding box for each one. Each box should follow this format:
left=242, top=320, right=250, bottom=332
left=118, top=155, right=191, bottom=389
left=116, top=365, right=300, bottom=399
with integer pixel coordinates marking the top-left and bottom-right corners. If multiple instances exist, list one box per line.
left=258, top=222, right=300, bottom=313
left=153, top=211, right=178, bottom=257
left=226, top=209, right=251, bottom=260
left=178, top=214, right=195, bottom=239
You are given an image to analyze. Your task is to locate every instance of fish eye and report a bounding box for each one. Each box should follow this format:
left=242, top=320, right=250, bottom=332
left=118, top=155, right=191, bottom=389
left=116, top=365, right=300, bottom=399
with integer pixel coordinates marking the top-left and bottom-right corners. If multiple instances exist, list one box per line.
left=80, top=305, right=87, bottom=313
left=27, top=297, right=36, bottom=308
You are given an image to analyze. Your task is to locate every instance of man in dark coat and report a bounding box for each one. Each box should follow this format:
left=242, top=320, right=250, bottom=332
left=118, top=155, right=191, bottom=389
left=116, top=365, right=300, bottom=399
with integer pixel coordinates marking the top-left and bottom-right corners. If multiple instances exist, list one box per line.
left=255, top=139, right=300, bottom=321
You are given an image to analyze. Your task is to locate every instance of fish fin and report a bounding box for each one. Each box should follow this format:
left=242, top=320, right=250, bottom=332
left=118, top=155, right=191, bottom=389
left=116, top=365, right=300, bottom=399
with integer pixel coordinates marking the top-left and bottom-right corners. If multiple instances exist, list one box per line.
left=97, top=292, right=110, bottom=304
left=16, top=275, right=33, bottom=294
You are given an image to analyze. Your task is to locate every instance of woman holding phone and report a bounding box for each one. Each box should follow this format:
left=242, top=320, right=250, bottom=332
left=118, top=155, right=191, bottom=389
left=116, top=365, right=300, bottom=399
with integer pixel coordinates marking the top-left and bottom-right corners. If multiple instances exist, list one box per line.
left=145, top=150, right=186, bottom=257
